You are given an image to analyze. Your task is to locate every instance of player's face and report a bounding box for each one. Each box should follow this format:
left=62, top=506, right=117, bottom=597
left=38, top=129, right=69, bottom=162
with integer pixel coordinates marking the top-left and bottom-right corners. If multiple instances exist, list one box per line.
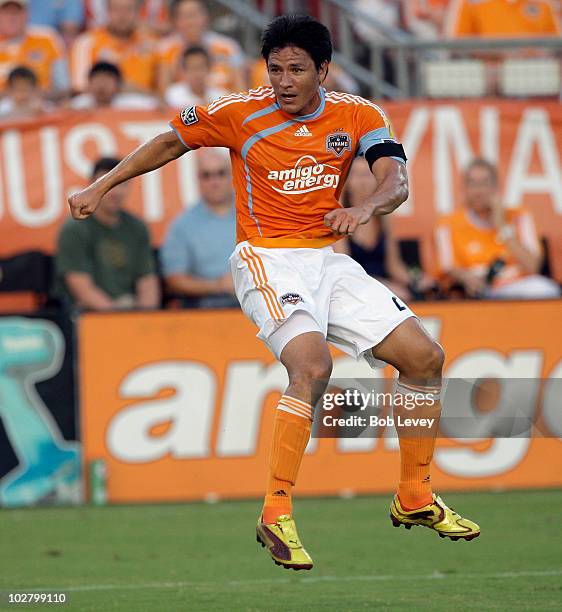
left=464, top=166, right=497, bottom=214
left=267, top=46, right=328, bottom=116
left=0, top=3, right=27, bottom=39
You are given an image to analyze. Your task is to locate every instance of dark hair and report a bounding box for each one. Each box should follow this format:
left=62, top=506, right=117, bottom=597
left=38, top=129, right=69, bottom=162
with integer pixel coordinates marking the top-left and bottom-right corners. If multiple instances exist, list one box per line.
left=92, top=157, right=121, bottom=178
left=261, top=14, right=332, bottom=71
left=181, top=45, right=211, bottom=66
left=464, top=158, right=498, bottom=184
left=88, top=61, right=122, bottom=82
left=7, top=66, right=37, bottom=87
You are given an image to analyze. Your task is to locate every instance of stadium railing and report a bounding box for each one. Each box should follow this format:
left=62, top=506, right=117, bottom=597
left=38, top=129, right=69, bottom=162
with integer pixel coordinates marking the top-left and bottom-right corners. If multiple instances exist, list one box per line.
left=213, top=0, right=562, bottom=100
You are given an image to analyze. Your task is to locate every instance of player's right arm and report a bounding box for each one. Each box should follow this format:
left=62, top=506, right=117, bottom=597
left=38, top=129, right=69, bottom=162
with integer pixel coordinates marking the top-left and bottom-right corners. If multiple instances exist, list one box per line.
left=69, top=97, right=238, bottom=220
left=68, top=131, right=188, bottom=220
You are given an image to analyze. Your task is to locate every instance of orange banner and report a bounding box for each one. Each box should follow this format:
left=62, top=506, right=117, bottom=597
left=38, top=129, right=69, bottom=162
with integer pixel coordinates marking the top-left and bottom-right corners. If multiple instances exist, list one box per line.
left=1, top=101, right=561, bottom=279
left=78, top=302, right=562, bottom=504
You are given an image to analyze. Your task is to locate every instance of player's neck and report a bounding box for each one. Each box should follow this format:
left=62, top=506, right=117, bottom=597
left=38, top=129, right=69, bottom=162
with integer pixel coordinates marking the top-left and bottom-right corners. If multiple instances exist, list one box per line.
left=295, top=89, right=322, bottom=116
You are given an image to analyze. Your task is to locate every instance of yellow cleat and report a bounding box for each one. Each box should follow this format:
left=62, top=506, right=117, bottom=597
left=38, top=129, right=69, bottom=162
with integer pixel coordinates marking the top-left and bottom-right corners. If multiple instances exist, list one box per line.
left=256, top=514, right=313, bottom=570
left=390, top=494, right=481, bottom=541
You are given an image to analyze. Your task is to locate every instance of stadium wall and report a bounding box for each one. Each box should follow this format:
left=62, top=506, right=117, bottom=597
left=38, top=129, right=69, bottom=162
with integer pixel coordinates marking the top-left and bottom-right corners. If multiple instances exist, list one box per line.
left=78, top=302, right=562, bottom=504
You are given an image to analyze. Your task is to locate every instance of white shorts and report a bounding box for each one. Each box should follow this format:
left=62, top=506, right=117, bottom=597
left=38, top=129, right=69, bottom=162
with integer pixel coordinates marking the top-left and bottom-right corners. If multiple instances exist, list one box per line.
left=230, top=242, right=415, bottom=368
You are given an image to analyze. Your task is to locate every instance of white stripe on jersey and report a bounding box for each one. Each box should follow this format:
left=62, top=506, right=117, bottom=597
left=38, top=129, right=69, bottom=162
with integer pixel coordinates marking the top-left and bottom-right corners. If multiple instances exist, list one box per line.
left=207, top=86, right=268, bottom=110
left=207, top=87, right=274, bottom=114
left=326, top=92, right=387, bottom=119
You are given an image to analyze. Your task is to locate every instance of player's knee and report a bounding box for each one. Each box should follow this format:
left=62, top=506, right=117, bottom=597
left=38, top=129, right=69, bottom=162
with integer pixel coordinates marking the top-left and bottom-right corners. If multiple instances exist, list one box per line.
left=288, top=355, right=333, bottom=388
left=402, top=340, right=444, bottom=379
left=419, top=341, right=445, bottom=378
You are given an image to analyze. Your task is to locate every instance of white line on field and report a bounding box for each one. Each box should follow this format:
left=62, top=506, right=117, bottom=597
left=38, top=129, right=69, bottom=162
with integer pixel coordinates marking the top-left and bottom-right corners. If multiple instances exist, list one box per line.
left=22, top=569, right=562, bottom=593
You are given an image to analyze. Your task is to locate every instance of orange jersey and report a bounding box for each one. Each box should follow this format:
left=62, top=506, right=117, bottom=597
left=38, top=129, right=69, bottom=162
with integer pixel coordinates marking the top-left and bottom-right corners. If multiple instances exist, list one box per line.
left=435, top=207, right=541, bottom=285
left=447, top=0, right=560, bottom=37
left=71, top=27, right=159, bottom=92
left=169, top=87, right=403, bottom=248
left=0, top=26, right=65, bottom=90
left=157, top=31, right=245, bottom=92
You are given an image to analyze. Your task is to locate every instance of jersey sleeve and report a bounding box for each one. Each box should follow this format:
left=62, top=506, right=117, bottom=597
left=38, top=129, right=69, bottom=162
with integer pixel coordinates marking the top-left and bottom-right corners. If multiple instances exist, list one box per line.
left=169, top=100, right=237, bottom=150
left=355, top=102, right=406, bottom=165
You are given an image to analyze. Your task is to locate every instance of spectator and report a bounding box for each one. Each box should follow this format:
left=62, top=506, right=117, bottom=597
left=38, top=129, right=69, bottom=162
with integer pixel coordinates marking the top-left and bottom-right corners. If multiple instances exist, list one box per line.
left=85, top=0, right=171, bottom=37
left=0, top=65, right=52, bottom=118
left=160, top=148, right=237, bottom=309
left=27, top=0, right=84, bottom=48
left=157, top=0, right=246, bottom=96
left=71, top=0, right=159, bottom=94
left=446, top=0, right=560, bottom=38
left=403, top=0, right=449, bottom=39
left=164, top=46, right=226, bottom=108
left=55, top=156, right=160, bottom=311
left=0, top=0, right=69, bottom=95
left=435, top=158, right=560, bottom=299
left=335, top=158, right=434, bottom=302
left=70, top=61, right=158, bottom=110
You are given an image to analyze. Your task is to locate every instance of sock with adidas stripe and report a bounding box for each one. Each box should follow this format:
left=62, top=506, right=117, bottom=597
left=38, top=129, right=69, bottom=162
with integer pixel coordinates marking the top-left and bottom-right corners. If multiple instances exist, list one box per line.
left=262, top=395, right=313, bottom=524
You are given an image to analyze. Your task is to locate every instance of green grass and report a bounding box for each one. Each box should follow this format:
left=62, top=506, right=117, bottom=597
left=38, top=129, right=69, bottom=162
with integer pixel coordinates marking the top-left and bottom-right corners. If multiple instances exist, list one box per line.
left=1, top=490, right=561, bottom=611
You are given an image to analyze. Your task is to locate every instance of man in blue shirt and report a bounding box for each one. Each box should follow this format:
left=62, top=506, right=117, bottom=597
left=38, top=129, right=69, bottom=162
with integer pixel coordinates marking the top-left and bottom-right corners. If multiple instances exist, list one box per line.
left=160, top=148, right=237, bottom=308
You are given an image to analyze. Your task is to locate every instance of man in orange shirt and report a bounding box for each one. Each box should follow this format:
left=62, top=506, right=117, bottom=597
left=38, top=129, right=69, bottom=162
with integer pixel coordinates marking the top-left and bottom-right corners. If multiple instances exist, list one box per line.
left=447, top=0, right=560, bottom=37
left=157, top=0, right=246, bottom=95
left=0, top=0, right=68, bottom=94
left=436, top=158, right=560, bottom=299
left=68, top=15, right=480, bottom=571
left=71, top=0, right=159, bottom=94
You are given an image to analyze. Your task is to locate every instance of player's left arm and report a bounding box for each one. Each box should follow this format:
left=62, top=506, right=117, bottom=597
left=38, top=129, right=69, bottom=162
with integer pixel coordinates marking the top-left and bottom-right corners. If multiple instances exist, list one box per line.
left=324, top=157, right=408, bottom=235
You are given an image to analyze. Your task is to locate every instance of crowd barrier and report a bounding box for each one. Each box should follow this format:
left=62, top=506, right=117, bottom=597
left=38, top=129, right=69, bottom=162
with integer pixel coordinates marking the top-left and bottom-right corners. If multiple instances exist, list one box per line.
left=0, top=100, right=560, bottom=280
left=76, top=301, right=562, bottom=504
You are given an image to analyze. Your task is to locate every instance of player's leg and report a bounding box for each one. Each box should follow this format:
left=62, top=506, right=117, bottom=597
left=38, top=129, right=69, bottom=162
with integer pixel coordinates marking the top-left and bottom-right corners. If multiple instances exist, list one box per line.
left=230, top=243, right=334, bottom=570
left=325, top=251, right=479, bottom=540
left=262, top=327, right=332, bottom=523
left=371, top=318, right=480, bottom=541
left=371, top=318, right=443, bottom=507
left=256, top=325, right=331, bottom=570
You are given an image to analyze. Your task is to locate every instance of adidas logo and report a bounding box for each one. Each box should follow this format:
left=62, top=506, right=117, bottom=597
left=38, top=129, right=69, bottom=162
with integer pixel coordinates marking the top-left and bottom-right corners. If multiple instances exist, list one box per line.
left=273, top=489, right=288, bottom=497
left=294, top=124, right=312, bottom=137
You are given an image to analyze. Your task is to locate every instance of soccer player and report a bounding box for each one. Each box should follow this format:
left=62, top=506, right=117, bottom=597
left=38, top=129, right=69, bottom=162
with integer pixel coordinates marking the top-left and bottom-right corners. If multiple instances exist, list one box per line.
left=69, top=15, right=480, bottom=571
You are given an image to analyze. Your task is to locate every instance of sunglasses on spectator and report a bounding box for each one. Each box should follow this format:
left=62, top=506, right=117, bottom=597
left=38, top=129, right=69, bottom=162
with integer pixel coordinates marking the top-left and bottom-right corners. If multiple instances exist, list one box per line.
left=199, top=169, right=228, bottom=180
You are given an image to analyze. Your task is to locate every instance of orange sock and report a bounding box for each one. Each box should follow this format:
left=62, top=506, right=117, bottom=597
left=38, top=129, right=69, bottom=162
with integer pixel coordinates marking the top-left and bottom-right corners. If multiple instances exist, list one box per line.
left=262, top=395, right=313, bottom=524
left=395, top=381, right=441, bottom=510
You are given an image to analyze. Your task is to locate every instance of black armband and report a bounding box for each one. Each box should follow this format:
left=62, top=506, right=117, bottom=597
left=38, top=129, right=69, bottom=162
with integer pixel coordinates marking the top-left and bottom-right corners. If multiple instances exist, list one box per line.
left=365, top=141, right=407, bottom=169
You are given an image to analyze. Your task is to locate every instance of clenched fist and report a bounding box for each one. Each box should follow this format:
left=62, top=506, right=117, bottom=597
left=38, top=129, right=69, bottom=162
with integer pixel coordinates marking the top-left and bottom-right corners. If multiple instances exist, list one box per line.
left=324, top=206, right=371, bottom=235
left=68, top=185, right=103, bottom=220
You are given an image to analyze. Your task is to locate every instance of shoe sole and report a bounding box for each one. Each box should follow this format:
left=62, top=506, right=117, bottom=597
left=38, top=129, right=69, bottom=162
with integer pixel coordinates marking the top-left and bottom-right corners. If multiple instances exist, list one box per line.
left=255, top=532, right=313, bottom=570
left=389, top=513, right=480, bottom=541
